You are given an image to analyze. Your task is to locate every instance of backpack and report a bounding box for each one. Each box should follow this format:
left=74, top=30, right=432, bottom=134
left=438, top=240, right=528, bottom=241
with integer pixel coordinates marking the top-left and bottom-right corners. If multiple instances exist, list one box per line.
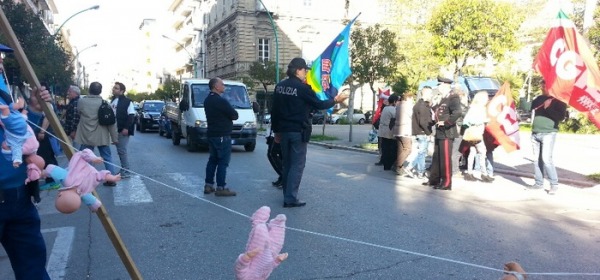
left=98, top=100, right=116, bottom=126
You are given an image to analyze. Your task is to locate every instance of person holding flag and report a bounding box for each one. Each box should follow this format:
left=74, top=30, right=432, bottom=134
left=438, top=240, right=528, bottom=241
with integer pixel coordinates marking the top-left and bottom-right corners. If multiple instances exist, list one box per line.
left=271, top=58, right=347, bottom=208
left=527, top=79, right=567, bottom=194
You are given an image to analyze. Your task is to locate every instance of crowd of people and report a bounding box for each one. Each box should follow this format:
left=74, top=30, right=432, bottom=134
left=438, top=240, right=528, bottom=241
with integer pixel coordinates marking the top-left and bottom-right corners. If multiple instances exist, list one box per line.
left=368, top=75, right=567, bottom=194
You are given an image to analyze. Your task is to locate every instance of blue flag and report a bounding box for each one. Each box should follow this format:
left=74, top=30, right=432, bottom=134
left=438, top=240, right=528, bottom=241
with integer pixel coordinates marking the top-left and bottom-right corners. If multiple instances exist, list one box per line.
left=307, top=14, right=359, bottom=101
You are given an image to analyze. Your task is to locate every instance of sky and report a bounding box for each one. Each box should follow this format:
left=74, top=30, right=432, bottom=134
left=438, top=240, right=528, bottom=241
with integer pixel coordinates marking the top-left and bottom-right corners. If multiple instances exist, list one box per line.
left=52, top=0, right=167, bottom=91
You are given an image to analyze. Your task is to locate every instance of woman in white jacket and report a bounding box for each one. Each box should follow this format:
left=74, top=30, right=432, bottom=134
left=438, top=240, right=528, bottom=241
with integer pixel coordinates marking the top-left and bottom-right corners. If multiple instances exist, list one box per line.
left=462, top=91, right=494, bottom=182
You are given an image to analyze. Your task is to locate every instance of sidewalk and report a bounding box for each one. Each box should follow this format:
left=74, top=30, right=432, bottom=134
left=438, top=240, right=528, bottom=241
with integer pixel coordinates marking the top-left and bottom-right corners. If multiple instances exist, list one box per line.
left=308, top=124, right=600, bottom=188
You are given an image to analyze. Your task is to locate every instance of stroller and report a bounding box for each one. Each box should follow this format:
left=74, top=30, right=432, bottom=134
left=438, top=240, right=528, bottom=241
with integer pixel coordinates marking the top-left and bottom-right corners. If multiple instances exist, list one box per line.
left=266, top=129, right=283, bottom=188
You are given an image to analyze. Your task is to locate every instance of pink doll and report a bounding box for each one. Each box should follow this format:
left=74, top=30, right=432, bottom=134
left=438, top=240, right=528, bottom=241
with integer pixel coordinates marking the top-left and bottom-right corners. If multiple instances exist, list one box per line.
left=44, top=149, right=121, bottom=214
left=0, top=97, right=39, bottom=167
left=235, top=206, right=288, bottom=280
left=25, top=154, right=45, bottom=184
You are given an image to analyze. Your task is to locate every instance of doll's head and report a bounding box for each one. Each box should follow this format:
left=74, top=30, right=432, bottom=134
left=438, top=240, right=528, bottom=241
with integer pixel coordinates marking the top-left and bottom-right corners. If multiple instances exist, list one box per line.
left=26, top=154, right=45, bottom=170
left=55, top=188, right=81, bottom=214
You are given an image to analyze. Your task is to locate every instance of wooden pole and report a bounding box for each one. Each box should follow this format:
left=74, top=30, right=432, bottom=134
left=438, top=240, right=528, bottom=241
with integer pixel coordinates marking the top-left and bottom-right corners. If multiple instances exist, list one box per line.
left=0, top=7, right=143, bottom=280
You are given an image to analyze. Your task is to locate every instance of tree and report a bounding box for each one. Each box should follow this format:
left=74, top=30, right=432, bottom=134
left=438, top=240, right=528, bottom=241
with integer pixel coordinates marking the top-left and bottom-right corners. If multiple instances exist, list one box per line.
left=427, top=0, right=523, bottom=76
left=154, top=77, right=180, bottom=102
left=586, top=1, right=600, bottom=59
left=0, top=1, right=74, bottom=94
left=247, top=61, right=284, bottom=94
left=350, top=23, right=401, bottom=112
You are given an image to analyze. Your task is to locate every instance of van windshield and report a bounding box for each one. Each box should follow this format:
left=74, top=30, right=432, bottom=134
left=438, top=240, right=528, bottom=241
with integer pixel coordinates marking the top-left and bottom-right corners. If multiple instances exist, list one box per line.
left=190, top=84, right=251, bottom=109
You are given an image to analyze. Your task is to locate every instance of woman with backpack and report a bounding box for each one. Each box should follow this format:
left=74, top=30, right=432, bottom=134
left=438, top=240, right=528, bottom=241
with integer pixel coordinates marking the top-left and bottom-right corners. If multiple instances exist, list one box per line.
left=75, top=82, right=119, bottom=183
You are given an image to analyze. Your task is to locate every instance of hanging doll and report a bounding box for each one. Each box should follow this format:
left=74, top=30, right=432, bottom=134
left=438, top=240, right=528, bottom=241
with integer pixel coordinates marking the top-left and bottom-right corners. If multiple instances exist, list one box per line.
left=0, top=96, right=39, bottom=168
left=44, top=149, right=121, bottom=214
left=235, top=206, right=288, bottom=280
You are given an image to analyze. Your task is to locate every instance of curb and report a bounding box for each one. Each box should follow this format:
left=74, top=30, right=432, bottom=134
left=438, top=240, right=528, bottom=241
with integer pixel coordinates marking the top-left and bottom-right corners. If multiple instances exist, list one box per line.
left=309, top=141, right=599, bottom=188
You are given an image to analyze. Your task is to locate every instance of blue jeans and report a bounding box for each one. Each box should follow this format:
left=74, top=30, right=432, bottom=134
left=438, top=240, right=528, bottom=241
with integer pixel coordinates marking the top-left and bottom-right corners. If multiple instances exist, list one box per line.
left=280, top=132, right=307, bottom=203
left=531, top=132, right=558, bottom=186
left=205, top=136, right=232, bottom=187
left=80, top=145, right=116, bottom=175
left=0, top=186, right=51, bottom=280
left=474, top=150, right=494, bottom=176
left=407, top=135, right=429, bottom=175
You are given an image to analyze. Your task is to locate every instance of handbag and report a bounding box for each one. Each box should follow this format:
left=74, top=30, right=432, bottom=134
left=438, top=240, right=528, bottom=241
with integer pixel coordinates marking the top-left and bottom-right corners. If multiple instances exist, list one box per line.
left=462, top=124, right=484, bottom=142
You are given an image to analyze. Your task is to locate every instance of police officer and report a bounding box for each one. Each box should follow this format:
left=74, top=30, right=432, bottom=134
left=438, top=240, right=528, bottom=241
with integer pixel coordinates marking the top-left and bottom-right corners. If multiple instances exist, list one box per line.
left=0, top=43, right=52, bottom=280
left=423, top=76, right=462, bottom=191
left=271, top=57, right=347, bottom=208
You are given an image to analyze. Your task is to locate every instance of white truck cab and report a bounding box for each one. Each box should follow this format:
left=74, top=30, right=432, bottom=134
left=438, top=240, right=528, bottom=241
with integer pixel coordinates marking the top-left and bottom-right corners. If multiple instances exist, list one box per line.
left=168, top=79, right=258, bottom=152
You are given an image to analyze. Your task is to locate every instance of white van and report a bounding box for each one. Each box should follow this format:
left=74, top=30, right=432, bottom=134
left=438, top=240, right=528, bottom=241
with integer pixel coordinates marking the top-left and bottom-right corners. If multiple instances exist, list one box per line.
left=167, top=79, right=258, bottom=152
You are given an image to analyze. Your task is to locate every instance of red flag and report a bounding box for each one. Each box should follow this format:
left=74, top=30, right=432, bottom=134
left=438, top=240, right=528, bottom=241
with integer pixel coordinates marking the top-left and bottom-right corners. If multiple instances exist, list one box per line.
left=533, top=10, right=600, bottom=129
left=486, top=82, right=520, bottom=153
left=372, top=88, right=390, bottom=124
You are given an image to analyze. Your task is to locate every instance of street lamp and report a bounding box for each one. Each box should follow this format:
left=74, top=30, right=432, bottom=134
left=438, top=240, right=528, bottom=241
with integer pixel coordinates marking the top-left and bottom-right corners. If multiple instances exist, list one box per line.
left=257, top=0, right=279, bottom=82
left=69, top=43, right=98, bottom=65
left=162, top=34, right=198, bottom=78
left=53, top=5, right=100, bottom=38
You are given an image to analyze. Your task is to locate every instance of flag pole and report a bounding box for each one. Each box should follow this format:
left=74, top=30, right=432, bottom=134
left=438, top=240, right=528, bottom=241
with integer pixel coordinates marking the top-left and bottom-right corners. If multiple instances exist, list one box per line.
left=0, top=7, right=143, bottom=280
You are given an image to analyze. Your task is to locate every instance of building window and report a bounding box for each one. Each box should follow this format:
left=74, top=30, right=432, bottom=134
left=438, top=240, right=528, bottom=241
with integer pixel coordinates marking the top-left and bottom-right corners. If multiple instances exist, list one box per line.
left=258, top=38, right=269, bottom=62
left=303, top=0, right=311, bottom=6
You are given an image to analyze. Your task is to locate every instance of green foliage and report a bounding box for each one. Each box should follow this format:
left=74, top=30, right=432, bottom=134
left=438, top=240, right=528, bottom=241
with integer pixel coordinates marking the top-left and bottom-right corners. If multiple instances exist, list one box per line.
left=350, top=24, right=401, bottom=100
left=559, top=112, right=600, bottom=134
left=0, top=1, right=74, bottom=92
left=247, top=61, right=284, bottom=93
left=588, top=173, right=600, bottom=183
left=390, top=76, right=409, bottom=97
left=153, top=77, right=180, bottom=102
left=427, top=0, right=522, bottom=75
left=585, top=1, right=600, bottom=59
left=310, top=134, right=338, bottom=142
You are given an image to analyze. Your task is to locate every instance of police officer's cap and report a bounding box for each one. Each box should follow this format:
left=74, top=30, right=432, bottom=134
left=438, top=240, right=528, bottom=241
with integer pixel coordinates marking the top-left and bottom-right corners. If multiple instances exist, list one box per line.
left=288, top=57, right=309, bottom=70
left=0, top=44, right=14, bottom=53
left=437, top=76, right=453, bottom=84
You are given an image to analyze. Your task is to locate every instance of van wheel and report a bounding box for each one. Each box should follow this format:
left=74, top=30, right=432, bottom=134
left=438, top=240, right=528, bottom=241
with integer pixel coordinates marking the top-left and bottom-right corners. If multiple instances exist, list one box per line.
left=172, top=130, right=180, bottom=145
left=187, top=134, right=197, bottom=152
left=244, top=142, right=256, bottom=152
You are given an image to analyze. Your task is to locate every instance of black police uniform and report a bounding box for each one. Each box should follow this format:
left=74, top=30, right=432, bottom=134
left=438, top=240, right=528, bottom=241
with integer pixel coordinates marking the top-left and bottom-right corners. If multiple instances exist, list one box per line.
left=271, top=76, right=334, bottom=204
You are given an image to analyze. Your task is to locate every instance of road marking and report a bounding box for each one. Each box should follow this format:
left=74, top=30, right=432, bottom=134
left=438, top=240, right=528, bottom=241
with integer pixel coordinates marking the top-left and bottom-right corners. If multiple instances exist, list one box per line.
left=166, top=173, right=203, bottom=197
left=42, top=227, right=75, bottom=280
left=114, top=175, right=153, bottom=206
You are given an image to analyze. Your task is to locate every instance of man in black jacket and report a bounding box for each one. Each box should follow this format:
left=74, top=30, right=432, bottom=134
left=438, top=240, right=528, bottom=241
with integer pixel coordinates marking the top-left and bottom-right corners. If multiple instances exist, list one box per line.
left=203, top=77, right=239, bottom=197
left=110, top=82, right=135, bottom=181
left=271, top=58, right=346, bottom=208
left=405, top=86, right=434, bottom=178
left=423, top=77, right=462, bottom=190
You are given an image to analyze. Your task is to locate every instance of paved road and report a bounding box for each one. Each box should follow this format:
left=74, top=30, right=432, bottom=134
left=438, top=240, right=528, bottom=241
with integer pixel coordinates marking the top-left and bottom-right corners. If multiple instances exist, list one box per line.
left=310, top=124, right=600, bottom=187
left=1, top=130, right=599, bottom=279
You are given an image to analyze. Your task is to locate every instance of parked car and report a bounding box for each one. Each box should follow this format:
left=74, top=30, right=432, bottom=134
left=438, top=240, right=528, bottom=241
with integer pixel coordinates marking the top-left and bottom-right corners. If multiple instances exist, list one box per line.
left=135, top=100, right=165, bottom=132
left=330, top=108, right=366, bottom=124
left=158, top=102, right=174, bottom=138
left=311, top=110, right=328, bottom=124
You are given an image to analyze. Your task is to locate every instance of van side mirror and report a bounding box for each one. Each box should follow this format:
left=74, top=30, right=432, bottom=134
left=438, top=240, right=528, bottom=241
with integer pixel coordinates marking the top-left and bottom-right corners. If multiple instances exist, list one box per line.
left=252, top=101, right=260, bottom=113
left=179, top=99, right=189, bottom=111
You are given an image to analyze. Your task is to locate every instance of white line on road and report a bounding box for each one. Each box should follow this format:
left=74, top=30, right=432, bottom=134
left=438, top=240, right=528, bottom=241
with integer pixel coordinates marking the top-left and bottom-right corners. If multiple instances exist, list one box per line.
left=42, top=227, right=75, bottom=280
left=114, top=175, right=153, bottom=206
left=167, top=173, right=203, bottom=197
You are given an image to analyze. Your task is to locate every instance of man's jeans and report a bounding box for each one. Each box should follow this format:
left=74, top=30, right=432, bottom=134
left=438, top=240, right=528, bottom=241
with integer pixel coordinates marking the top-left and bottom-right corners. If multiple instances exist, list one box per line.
left=80, top=145, right=116, bottom=175
left=205, top=136, right=232, bottom=187
left=474, top=150, right=494, bottom=176
left=407, top=135, right=428, bottom=175
left=280, top=132, right=307, bottom=203
left=116, top=134, right=130, bottom=174
left=531, top=132, right=558, bottom=186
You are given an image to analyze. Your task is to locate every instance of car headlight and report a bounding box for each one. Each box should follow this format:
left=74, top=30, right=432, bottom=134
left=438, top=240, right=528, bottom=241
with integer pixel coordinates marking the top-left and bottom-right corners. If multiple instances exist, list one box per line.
left=242, top=121, right=256, bottom=129
left=195, top=120, right=207, bottom=128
